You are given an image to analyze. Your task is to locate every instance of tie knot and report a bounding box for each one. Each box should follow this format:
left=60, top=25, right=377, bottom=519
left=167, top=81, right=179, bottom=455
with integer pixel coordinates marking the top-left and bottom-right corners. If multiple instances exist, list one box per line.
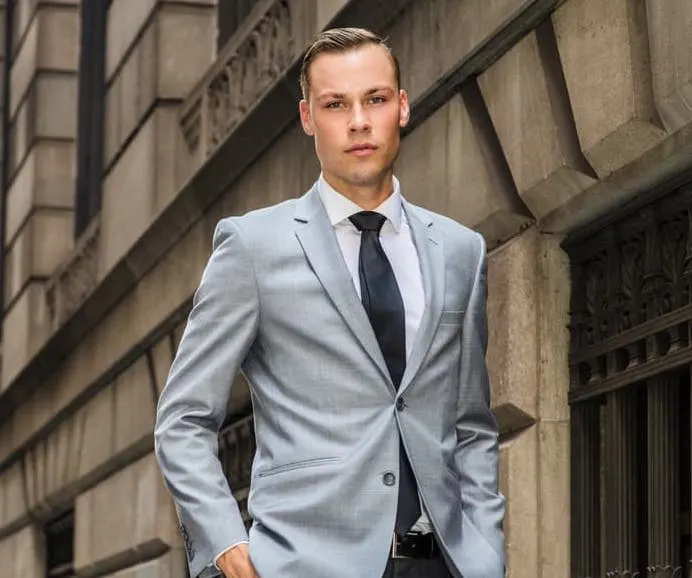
left=349, top=211, right=386, bottom=233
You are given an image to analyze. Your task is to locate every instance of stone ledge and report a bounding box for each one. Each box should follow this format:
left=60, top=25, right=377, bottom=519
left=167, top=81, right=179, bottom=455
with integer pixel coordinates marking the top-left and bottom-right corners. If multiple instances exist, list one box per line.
left=542, top=121, right=692, bottom=236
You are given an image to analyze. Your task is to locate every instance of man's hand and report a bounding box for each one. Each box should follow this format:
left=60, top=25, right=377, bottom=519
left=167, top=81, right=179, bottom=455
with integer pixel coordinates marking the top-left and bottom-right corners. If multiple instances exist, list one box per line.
left=217, top=543, right=258, bottom=578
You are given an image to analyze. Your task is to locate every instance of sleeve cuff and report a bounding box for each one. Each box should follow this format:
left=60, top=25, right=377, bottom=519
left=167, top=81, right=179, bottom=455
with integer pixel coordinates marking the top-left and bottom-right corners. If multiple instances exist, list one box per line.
left=214, top=541, right=250, bottom=570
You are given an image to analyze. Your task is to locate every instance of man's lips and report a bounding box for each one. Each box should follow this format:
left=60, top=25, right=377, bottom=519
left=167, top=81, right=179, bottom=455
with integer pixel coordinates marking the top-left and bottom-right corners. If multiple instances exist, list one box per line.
left=346, top=144, right=378, bottom=155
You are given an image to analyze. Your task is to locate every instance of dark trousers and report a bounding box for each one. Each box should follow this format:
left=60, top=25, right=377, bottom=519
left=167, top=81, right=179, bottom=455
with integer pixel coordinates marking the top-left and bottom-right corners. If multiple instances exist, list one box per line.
left=382, top=557, right=453, bottom=577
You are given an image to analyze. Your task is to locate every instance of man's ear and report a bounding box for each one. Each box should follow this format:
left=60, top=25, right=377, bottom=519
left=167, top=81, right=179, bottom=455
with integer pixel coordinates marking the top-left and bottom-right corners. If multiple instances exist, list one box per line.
left=398, top=89, right=410, bottom=128
left=299, top=100, right=314, bottom=136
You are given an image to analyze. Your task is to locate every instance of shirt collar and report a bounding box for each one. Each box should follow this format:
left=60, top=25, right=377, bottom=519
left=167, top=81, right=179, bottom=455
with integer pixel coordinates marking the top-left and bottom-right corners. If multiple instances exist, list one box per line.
left=318, top=174, right=403, bottom=233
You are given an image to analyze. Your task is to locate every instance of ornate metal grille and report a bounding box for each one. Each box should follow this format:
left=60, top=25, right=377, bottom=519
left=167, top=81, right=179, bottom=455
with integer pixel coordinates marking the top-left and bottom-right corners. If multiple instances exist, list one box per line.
left=566, top=188, right=692, bottom=577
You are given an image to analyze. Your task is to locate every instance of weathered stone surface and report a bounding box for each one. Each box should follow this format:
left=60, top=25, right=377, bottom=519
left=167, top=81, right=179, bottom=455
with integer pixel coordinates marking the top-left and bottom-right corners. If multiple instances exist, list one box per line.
left=388, top=0, right=530, bottom=104
left=106, top=0, right=158, bottom=82
left=315, top=0, right=349, bottom=32
left=113, top=357, right=155, bottom=456
left=646, top=0, right=692, bottom=131
left=105, top=4, right=214, bottom=168
left=0, top=525, right=44, bottom=578
left=106, top=549, right=188, bottom=578
left=537, top=420, right=569, bottom=577
left=106, top=0, right=215, bottom=82
left=486, top=228, right=570, bottom=431
left=542, top=122, right=692, bottom=234
left=487, top=229, right=539, bottom=433
left=77, top=386, right=115, bottom=480
left=10, top=5, right=79, bottom=116
left=9, top=355, right=156, bottom=522
left=478, top=29, right=596, bottom=220
left=10, top=72, right=78, bottom=175
left=1, top=283, right=50, bottom=388
left=5, top=141, right=75, bottom=248
left=74, top=453, right=180, bottom=576
left=536, top=235, right=570, bottom=422
left=150, top=338, right=173, bottom=395
left=553, top=0, right=666, bottom=177
left=0, top=463, right=28, bottom=533
left=499, top=426, right=538, bottom=578
left=34, top=73, right=78, bottom=139
left=397, top=93, right=532, bottom=249
left=12, top=0, right=79, bottom=57
left=153, top=106, right=187, bottom=215
left=4, top=210, right=73, bottom=305
left=156, top=6, right=215, bottom=97
left=100, top=105, right=179, bottom=278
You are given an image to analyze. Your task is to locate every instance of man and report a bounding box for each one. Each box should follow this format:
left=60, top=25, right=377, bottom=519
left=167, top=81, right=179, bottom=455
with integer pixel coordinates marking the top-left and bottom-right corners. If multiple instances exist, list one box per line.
left=154, top=27, right=504, bottom=578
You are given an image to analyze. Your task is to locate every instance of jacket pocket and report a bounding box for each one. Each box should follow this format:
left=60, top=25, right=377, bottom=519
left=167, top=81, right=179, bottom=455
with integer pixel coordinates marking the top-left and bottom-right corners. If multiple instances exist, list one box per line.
left=256, top=456, right=339, bottom=479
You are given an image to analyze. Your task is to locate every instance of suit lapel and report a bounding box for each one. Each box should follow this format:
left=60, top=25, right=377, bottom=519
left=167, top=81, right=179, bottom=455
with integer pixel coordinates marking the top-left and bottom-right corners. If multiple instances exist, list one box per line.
left=399, top=202, right=445, bottom=394
left=294, top=186, right=394, bottom=389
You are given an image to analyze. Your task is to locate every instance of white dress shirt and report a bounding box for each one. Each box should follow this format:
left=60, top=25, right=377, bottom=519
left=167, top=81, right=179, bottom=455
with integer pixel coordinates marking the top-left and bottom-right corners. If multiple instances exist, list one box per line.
left=215, top=174, right=432, bottom=569
left=318, top=174, right=432, bottom=534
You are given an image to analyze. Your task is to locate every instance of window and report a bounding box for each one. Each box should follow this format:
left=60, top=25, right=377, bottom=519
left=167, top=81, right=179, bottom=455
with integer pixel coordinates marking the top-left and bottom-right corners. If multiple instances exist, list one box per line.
left=567, top=188, right=692, bottom=577
left=217, top=0, right=259, bottom=52
left=45, top=510, right=75, bottom=578
left=74, top=0, right=108, bottom=238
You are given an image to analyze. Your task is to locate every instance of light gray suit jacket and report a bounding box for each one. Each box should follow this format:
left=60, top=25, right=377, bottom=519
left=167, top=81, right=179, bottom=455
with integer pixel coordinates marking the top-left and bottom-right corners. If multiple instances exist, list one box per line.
left=154, top=183, right=505, bottom=578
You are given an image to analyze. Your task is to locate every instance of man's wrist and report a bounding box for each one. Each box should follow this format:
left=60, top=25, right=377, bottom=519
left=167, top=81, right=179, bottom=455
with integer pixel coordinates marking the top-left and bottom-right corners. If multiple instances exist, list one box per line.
left=214, top=541, right=249, bottom=570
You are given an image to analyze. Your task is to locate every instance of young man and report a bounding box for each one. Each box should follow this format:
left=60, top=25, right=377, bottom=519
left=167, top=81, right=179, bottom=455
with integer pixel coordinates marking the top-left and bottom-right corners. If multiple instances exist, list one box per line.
left=154, top=27, right=504, bottom=578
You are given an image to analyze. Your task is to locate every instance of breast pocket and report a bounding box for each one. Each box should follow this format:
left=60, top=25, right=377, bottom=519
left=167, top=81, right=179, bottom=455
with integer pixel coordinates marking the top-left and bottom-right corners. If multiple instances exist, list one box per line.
left=440, top=309, right=464, bottom=325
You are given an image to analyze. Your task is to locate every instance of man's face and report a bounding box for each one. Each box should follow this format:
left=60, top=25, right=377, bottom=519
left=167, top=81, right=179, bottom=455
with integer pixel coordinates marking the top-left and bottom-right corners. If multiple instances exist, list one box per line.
left=299, top=44, right=410, bottom=192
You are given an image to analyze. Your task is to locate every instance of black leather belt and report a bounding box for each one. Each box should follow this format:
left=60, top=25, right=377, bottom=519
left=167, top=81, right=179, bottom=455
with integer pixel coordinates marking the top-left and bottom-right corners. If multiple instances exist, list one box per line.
left=391, top=532, right=440, bottom=559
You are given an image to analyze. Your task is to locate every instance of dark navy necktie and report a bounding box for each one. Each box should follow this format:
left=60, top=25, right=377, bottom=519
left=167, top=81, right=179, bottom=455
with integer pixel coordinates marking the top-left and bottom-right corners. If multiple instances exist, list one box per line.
left=349, top=211, right=422, bottom=536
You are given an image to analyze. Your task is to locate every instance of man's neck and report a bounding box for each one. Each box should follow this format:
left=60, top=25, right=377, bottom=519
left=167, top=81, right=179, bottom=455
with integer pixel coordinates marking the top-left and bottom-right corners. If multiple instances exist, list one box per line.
left=322, top=172, right=395, bottom=210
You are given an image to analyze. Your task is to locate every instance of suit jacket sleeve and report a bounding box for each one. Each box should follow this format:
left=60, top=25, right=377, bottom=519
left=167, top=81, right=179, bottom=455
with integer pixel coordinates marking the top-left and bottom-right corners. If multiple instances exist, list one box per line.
left=455, top=232, right=505, bottom=564
left=154, top=218, right=259, bottom=577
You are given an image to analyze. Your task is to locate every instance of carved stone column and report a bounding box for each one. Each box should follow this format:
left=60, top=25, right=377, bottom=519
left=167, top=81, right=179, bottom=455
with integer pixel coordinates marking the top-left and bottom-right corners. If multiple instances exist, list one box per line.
left=646, top=374, right=681, bottom=577
left=571, top=402, right=601, bottom=578
left=605, top=388, right=641, bottom=577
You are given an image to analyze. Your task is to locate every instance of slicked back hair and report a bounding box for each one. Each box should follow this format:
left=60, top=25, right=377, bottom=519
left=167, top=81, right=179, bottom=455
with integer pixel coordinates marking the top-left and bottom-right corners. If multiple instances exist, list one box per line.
left=300, top=27, right=401, bottom=100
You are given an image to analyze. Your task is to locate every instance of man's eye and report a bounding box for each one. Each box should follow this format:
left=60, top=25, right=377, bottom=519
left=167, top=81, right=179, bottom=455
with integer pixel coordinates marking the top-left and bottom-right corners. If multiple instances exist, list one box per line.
left=326, top=101, right=343, bottom=109
left=369, top=96, right=386, bottom=104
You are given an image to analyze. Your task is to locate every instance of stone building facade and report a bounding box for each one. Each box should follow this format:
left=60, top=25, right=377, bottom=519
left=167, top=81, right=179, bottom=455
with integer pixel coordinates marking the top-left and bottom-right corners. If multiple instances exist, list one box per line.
left=0, top=0, right=690, bottom=577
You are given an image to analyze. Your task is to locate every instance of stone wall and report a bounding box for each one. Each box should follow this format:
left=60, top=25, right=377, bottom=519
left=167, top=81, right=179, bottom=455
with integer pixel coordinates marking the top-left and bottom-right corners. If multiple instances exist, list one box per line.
left=2, top=0, right=80, bottom=389
left=0, top=0, right=691, bottom=576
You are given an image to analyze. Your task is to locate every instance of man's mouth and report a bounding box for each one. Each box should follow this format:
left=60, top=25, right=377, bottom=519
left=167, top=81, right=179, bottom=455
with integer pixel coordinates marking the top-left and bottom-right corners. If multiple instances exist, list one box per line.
left=346, top=144, right=378, bottom=156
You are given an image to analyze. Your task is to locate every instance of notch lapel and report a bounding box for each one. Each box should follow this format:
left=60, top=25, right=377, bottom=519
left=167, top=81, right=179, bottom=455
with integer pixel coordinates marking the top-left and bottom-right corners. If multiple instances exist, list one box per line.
left=399, top=202, right=445, bottom=394
left=294, top=186, right=394, bottom=390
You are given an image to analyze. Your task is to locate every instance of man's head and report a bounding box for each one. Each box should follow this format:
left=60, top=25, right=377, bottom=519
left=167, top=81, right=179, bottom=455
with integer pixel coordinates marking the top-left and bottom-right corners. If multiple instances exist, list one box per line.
left=299, top=28, right=409, bottom=202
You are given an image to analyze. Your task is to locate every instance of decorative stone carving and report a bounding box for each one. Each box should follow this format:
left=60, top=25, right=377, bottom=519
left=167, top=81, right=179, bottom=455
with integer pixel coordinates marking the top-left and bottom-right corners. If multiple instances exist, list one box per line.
left=180, top=0, right=295, bottom=161
left=45, top=218, right=101, bottom=331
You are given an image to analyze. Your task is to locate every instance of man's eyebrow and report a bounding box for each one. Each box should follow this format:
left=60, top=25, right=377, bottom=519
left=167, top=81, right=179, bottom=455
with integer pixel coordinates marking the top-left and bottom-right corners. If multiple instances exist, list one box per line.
left=365, top=86, right=395, bottom=95
left=316, top=92, right=346, bottom=101
left=316, top=86, right=396, bottom=101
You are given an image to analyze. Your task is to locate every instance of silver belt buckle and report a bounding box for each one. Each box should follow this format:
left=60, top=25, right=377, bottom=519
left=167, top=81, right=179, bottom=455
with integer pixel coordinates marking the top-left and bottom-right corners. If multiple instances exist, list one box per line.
left=391, top=533, right=408, bottom=559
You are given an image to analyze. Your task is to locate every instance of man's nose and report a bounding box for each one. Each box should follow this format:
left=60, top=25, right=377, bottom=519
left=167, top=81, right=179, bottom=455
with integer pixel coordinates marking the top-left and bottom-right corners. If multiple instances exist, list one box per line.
left=348, top=104, right=371, bottom=132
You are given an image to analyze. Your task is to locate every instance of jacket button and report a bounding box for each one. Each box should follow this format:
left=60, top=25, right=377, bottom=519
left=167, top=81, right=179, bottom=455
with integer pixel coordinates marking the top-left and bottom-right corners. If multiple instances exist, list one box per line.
left=396, top=397, right=406, bottom=411
left=383, top=472, right=396, bottom=486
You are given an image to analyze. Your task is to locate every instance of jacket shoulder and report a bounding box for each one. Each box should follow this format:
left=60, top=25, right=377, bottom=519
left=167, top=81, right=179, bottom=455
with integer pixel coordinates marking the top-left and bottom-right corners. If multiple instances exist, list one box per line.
left=407, top=204, right=485, bottom=253
left=215, top=197, right=300, bottom=240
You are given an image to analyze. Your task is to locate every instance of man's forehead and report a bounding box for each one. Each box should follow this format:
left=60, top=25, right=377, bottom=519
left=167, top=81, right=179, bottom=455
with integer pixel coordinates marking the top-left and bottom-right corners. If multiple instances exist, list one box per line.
left=309, top=44, right=397, bottom=87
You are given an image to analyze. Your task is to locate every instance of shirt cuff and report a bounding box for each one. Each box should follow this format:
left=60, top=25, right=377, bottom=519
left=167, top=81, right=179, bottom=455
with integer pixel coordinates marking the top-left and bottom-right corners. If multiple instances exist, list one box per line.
left=214, top=541, right=249, bottom=570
